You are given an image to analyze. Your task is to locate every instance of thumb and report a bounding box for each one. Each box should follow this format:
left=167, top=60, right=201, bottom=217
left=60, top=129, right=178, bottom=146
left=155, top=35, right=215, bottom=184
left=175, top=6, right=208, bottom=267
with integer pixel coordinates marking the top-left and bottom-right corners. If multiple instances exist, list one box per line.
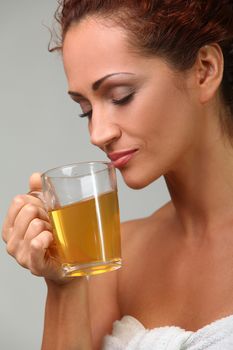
left=29, top=172, right=42, bottom=192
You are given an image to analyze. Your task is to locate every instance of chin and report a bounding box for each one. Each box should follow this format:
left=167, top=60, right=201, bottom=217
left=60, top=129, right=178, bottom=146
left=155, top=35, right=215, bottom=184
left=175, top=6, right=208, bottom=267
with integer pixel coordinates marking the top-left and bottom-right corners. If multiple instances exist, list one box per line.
left=120, top=168, right=160, bottom=190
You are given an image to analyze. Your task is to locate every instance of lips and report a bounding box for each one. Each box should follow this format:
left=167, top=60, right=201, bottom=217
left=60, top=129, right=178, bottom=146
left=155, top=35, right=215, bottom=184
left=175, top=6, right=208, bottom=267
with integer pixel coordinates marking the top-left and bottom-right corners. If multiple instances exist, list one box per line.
left=107, top=149, right=138, bottom=168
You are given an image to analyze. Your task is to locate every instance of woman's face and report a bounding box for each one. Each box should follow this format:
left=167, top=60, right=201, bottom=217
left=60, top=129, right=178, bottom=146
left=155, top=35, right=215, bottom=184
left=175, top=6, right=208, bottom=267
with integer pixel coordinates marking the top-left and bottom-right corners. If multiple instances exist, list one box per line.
left=63, top=17, right=200, bottom=189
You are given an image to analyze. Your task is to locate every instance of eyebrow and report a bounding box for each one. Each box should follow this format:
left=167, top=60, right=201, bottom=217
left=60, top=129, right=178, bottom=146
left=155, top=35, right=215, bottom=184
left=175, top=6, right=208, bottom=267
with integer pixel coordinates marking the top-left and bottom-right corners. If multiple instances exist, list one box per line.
left=68, top=72, right=135, bottom=97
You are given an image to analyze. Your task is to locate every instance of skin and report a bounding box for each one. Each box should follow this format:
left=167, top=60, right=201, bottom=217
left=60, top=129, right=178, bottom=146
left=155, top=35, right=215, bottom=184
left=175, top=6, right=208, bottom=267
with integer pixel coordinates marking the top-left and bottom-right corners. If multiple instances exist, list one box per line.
left=2, top=16, right=233, bottom=350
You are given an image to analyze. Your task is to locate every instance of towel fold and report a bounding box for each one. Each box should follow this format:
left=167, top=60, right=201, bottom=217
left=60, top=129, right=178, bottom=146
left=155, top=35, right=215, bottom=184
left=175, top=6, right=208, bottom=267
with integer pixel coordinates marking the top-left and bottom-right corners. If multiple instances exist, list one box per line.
left=102, top=314, right=233, bottom=349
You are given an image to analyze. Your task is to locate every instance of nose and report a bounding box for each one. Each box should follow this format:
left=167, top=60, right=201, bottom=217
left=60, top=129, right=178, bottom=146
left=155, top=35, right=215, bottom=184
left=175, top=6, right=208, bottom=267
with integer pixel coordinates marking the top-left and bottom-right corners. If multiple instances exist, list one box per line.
left=89, top=112, right=122, bottom=149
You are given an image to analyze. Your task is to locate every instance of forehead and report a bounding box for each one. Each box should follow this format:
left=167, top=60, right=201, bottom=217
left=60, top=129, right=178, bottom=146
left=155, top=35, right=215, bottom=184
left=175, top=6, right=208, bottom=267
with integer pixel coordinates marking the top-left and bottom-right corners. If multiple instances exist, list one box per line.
left=63, top=20, right=127, bottom=65
left=62, top=17, right=183, bottom=94
left=62, top=18, right=150, bottom=87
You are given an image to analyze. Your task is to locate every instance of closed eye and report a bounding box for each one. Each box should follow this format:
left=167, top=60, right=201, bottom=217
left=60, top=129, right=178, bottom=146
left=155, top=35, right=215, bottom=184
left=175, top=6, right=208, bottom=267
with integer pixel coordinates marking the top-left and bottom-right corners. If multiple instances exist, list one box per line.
left=79, top=92, right=135, bottom=118
left=79, top=110, right=92, bottom=118
left=75, top=99, right=92, bottom=119
left=112, top=91, right=135, bottom=105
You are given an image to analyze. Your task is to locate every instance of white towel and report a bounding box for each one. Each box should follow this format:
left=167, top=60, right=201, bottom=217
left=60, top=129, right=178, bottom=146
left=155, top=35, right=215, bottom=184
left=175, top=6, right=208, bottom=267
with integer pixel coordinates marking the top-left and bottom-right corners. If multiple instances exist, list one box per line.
left=102, top=314, right=233, bottom=349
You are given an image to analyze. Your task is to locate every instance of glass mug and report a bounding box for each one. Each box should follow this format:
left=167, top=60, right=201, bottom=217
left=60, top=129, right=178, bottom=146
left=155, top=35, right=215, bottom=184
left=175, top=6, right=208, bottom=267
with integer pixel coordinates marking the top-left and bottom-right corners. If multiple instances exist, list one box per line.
left=41, top=161, right=122, bottom=277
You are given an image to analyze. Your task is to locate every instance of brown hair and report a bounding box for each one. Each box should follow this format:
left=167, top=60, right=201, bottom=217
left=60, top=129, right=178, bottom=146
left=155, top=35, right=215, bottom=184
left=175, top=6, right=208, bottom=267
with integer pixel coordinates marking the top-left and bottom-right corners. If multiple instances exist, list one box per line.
left=51, top=0, right=233, bottom=132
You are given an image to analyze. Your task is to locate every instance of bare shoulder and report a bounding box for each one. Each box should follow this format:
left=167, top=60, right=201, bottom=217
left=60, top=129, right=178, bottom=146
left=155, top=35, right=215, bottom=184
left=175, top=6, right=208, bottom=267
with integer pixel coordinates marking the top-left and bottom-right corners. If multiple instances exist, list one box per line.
left=119, top=200, right=176, bottom=277
left=118, top=201, right=177, bottom=312
left=120, top=200, right=175, bottom=251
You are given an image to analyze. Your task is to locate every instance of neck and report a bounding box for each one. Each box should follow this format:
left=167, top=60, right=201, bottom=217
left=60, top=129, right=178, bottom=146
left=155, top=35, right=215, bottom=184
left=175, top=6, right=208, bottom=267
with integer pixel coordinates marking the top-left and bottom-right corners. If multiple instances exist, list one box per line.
left=165, top=125, right=233, bottom=238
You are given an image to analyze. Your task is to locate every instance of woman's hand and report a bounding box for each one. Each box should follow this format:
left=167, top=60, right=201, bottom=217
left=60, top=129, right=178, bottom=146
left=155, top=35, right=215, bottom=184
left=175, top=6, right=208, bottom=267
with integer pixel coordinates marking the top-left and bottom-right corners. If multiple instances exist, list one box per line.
left=2, top=173, right=65, bottom=282
left=2, top=173, right=94, bottom=349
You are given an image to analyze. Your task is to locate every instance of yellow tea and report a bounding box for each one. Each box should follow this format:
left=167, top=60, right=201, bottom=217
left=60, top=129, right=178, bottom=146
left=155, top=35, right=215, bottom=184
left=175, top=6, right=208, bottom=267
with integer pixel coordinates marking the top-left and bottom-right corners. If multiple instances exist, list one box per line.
left=48, top=190, right=121, bottom=276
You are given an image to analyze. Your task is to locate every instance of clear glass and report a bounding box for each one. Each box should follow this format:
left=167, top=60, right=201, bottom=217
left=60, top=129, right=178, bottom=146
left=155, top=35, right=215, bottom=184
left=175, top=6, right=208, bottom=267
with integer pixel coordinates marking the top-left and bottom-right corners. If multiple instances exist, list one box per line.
left=41, top=161, right=122, bottom=277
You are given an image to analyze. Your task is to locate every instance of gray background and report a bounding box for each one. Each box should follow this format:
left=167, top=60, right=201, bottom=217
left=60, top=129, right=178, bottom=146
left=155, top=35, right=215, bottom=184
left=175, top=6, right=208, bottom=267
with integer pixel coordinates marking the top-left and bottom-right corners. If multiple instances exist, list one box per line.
left=0, top=1, right=170, bottom=349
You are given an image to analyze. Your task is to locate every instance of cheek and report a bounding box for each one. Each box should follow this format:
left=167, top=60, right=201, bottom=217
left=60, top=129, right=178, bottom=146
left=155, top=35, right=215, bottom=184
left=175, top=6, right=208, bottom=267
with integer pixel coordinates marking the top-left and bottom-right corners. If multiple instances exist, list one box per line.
left=136, top=87, right=195, bottom=143
left=123, top=90, right=197, bottom=170
left=118, top=86, right=197, bottom=187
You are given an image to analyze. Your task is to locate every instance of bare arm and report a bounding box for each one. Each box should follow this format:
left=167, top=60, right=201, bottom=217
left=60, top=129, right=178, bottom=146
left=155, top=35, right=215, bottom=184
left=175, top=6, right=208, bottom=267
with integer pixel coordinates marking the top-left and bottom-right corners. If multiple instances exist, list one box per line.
left=42, top=278, right=92, bottom=350
left=42, top=271, right=120, bottom=350
left=2, top=173, right=121, bottom=350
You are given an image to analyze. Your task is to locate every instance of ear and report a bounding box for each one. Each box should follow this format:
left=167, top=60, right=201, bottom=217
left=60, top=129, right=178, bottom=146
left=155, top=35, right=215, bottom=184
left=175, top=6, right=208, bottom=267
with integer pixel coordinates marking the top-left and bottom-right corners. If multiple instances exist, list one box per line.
left=195, top=44, right=224, bottom=104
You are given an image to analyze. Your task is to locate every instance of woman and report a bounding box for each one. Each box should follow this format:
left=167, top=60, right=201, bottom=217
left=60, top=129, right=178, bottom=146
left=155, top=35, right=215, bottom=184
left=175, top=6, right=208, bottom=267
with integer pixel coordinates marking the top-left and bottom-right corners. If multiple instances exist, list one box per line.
left=2, top=0, right=233, bottom=349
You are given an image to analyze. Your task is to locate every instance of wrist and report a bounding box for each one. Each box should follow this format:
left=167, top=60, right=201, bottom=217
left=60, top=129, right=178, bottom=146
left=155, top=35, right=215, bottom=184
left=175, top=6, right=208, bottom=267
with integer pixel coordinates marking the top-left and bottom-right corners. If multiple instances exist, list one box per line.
left=45, top=276, right=87, bottom=295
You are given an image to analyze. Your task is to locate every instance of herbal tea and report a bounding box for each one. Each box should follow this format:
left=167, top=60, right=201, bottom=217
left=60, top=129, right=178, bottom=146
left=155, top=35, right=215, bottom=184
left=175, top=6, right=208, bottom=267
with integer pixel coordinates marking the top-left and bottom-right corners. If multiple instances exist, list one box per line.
left=49, top=190, right=121, bottom=276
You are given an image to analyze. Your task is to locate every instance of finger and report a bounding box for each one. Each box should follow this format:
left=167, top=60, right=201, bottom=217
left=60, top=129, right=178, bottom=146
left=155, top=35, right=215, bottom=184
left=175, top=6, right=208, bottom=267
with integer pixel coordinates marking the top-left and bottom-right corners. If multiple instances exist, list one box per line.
left=2, top=194, right=45, bottom=243
left=6, top=218, right=52, bottom=261
left=24, top=218, right=52, bottom=242
left=13, top=204, right=50, bottom=241
left=29, top=173, right=42, bottom=192
left=29, top=231, right=54, bottom=276
left=28, top=191, right=45, bottom=203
